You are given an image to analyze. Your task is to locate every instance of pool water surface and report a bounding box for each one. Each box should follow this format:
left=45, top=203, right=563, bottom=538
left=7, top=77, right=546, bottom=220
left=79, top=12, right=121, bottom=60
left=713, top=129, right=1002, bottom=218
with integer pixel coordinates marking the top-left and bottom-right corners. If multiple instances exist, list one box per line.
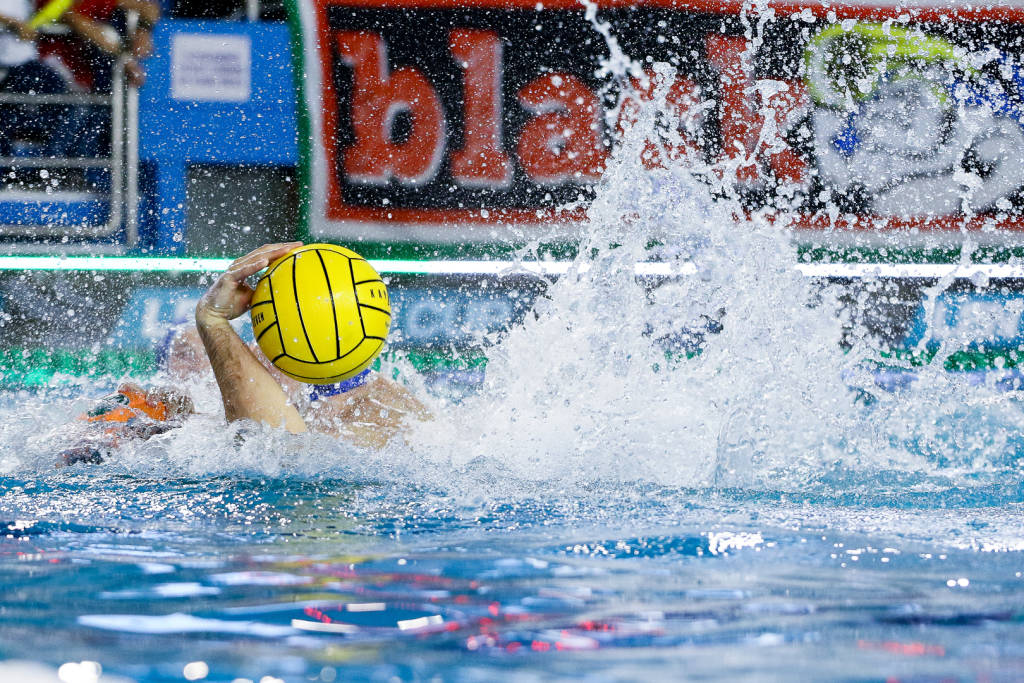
left=1, top=467, right=1023, bottom=682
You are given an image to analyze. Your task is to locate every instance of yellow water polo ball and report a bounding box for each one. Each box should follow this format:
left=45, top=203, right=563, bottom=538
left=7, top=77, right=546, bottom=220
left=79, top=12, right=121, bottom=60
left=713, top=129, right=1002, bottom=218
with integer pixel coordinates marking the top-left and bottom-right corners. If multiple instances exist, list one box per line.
left=250, top=243, right=391, bottom=384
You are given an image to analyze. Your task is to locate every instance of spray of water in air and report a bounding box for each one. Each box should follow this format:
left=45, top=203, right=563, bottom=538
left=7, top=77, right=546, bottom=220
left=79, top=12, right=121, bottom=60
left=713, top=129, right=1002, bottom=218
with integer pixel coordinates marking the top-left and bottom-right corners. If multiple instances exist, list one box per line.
left=404, top=5, right=1024, bottom=496
left=3, top=5, right=1023, bottom=496
left=404, top=17, right=860, bottom=493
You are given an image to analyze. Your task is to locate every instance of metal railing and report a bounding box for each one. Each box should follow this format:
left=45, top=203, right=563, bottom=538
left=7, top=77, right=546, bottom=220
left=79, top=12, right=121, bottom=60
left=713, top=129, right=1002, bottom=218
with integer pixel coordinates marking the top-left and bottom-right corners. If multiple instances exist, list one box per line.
left=0, top=57, right=135, bottom=248
left=0, top=5, right=274, bottom=252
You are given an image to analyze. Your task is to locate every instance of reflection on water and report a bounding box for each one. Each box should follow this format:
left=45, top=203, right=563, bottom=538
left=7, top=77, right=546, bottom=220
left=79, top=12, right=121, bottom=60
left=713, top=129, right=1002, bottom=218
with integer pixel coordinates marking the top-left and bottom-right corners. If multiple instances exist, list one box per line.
left=1, top=476, right=1024, bottom=682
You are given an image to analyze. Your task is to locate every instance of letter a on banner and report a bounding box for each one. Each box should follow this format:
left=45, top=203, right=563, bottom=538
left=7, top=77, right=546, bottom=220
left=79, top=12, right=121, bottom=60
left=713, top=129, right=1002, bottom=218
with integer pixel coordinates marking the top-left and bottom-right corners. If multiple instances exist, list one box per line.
left=294, top=0, right=1024, bottom=247
left=336, top=31, right=446, bottom=185
left=517, top=73, right=607, bottom=184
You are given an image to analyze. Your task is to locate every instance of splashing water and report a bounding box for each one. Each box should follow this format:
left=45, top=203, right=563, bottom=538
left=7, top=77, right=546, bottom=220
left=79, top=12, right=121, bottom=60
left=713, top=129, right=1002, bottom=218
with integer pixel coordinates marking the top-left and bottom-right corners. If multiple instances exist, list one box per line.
left=410, top=95, right=848, bottom=490
left=402, top=57, right=1024, bottom=497
left=2, top=10, right=1023, bottom=500
left=5, top=62, right=1024, bottom=497
left=4, top=17, right=1024, bottom=683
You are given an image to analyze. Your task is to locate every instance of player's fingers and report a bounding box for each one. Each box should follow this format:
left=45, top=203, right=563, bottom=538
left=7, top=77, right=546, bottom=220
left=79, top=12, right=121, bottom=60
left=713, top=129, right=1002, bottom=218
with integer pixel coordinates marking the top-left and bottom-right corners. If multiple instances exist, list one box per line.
left=226, top=242, right=301, bottom=276
left=226, top=258, right=268, bottom=282
left=258, top=241, right=303, bottom=252
left=256, top=242, right=303, bottom=262
left=236, top=282, right=256, bottom=305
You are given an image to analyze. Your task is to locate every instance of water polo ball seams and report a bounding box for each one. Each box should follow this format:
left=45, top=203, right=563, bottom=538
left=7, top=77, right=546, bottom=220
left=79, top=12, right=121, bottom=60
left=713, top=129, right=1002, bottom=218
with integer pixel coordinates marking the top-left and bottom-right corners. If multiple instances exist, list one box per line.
left=252, top=244, right=390, bottom=383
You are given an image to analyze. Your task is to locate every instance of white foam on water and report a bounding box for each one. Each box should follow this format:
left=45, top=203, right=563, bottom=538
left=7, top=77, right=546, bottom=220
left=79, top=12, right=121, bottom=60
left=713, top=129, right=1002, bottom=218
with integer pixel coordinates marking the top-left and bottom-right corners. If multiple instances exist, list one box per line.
left=0, top=660, right=133, bottom=683
left=395, top=64, right=1024, bottom=495
left=77, top=612, right=299, bottom=638
left=0, top=103, right=1014, bottom=493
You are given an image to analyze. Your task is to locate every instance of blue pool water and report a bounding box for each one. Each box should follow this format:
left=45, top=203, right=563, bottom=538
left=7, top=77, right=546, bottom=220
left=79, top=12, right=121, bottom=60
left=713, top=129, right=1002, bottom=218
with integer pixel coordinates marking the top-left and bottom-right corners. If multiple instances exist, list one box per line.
left=4, top=198, right=1024, bottom=681
left=1, top=465, right=1023, bottom=682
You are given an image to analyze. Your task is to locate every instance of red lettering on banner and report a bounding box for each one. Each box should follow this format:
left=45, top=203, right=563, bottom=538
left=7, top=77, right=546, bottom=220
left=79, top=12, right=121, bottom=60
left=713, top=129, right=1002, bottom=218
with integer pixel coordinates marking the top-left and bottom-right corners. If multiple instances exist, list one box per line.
left=619, top=69, right=703, bottom=169
left=706, top=34, right=759, bottom=184
left=335, top=31, right=446, bottom=185
left=760, top=80, right=809, bottom=186
left=706, top=35, right=809, bottom=189
left=450, top=29, right=511, bottom=187
left=517, top=73, right=607, bottom=184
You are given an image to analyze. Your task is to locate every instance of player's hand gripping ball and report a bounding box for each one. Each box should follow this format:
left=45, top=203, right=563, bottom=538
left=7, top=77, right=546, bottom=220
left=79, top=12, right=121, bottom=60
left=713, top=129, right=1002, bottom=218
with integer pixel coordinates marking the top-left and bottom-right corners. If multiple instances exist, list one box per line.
left=250, top=244, right=391, bottom=384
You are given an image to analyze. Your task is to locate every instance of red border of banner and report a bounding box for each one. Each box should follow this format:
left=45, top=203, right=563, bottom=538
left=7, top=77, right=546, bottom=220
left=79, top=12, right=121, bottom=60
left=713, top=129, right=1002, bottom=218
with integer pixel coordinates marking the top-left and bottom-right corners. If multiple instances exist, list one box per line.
left=313, top=0, right=1024, bottom=234
left=317, top=0, right=1024, bottom=22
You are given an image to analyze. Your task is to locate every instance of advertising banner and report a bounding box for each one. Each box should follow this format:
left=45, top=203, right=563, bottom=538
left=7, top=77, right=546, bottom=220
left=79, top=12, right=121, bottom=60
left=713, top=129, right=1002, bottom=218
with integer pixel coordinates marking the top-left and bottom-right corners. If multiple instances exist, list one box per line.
left=290, top=0, right=1024, bottom=246
left=5, top=268, right=1024, bottom=388
left=0, top=271, right=537, bottom=388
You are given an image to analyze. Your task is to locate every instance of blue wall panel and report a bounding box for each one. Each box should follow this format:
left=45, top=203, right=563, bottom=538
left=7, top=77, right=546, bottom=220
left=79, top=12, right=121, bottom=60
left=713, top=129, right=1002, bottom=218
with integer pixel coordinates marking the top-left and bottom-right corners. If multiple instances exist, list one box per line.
left=138, top=20, right=299, bottom=253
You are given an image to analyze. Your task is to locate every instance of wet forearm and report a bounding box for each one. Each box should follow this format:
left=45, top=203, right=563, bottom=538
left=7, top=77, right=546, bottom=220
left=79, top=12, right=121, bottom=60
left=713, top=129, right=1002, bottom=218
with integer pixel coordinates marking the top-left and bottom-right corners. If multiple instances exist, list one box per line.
left=65, top=12, right=121, bottom=53
left=197, top=318, right=306, bottom=433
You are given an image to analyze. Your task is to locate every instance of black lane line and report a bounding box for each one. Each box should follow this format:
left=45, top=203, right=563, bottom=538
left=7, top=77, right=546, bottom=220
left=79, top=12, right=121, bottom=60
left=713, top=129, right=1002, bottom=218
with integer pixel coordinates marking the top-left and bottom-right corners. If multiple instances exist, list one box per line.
left=294, top=254, right=319, bottom=363
left=349, top=258, right=368, bottom=339
left=317, top=249, right=340, bottom=360
left=256, top=321, right=279, bottom=343
left=358, top=303, right=391, bottom=316
left=268, top=261, right=286, bottom=350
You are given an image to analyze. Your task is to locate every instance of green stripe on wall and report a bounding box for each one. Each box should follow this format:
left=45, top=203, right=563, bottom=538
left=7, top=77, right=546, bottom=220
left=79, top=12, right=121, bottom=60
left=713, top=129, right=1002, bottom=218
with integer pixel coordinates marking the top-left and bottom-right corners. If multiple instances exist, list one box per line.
left=282, top=0, right=313, bottom=244
left=0, top=347, right=487, bottom=389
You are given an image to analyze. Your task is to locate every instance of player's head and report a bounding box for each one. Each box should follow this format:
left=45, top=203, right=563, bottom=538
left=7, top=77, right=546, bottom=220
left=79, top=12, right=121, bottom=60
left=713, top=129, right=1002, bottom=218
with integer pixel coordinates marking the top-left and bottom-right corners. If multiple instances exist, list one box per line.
left=80, top=384, right=194, bottom=428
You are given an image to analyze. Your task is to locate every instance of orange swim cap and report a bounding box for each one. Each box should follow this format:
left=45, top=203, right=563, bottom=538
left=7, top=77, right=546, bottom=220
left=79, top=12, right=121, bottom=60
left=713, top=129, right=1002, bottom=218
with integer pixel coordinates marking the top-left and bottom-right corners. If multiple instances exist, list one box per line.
left=84, top=385, right=169, bottom=424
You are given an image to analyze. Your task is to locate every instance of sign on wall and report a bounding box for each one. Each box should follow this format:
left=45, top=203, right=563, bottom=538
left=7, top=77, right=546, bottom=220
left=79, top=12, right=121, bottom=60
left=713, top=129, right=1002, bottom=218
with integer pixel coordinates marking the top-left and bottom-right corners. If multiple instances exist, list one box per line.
left=290, top=0, right=1024, bottom=244
left=170, top=33, right=253, bottom=102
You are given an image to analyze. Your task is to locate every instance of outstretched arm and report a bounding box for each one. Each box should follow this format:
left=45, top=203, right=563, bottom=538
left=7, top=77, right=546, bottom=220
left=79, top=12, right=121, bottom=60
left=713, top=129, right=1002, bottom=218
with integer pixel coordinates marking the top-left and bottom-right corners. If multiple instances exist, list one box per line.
left=196, top=242, right=307, bottom=434
left=0, top=14, right=35, bottom=41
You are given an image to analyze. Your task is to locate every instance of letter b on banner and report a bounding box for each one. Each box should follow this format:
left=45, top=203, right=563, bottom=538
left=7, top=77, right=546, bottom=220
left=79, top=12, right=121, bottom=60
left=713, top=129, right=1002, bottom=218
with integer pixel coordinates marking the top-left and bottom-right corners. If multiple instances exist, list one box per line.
left=336, top=31, right=446, bottom=185
left=315, top=9, right=615, bottom=238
